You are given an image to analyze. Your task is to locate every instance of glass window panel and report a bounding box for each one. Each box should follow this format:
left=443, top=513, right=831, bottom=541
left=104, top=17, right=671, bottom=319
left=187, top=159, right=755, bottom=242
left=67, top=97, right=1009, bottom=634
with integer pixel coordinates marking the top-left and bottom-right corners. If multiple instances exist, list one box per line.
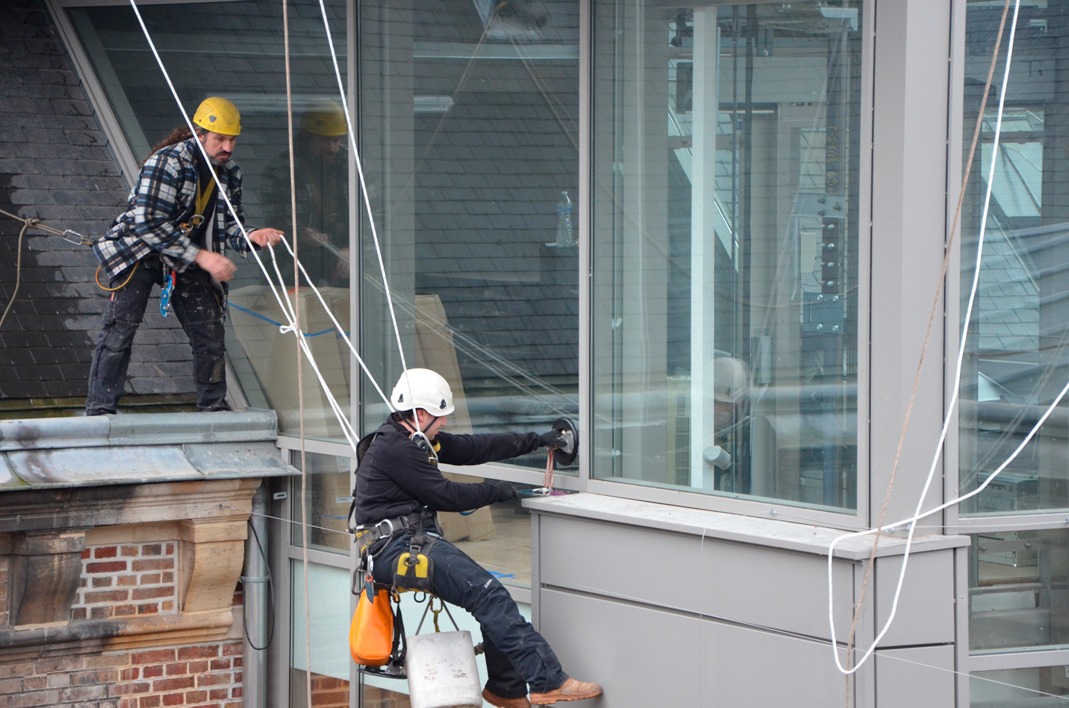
left=969, top=530, right=1069, bottom=653
left=289, top=451, right=353, bottom=554
left=63, top=0, right=351, bottom=441
left=971, top=667, right=1069, bottom=707
left=289, top=562, right=351, bottom=707
left=959, top=1, right=1069, bottom=515
left=356, top=1, right=581, bottom=467
left=591, top=1, right=862, bottom=510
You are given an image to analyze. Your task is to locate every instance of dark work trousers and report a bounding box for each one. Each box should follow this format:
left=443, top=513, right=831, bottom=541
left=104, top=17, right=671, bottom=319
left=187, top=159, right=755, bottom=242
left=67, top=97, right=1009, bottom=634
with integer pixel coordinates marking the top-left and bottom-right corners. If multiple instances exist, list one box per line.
left=85, top=256, right=228, bottom=414
left=371, top=530, right=569, bottom=698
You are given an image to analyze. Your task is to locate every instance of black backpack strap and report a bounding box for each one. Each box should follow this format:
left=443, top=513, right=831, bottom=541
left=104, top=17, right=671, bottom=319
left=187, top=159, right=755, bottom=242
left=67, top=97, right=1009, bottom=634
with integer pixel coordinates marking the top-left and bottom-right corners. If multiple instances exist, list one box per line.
left=347, top=432, right=379, bottom=534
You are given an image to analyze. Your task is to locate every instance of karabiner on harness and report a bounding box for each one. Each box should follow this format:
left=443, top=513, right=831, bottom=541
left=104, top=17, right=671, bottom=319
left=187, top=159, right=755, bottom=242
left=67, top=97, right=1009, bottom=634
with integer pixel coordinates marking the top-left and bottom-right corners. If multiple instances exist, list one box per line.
left=159, top=269, right=176, bottom=317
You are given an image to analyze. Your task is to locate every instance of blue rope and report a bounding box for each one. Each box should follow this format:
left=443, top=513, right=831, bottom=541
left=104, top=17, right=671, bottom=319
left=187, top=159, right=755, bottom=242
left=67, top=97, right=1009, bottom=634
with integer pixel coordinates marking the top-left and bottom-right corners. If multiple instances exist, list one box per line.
left=229, top=302, right=349, bottom=339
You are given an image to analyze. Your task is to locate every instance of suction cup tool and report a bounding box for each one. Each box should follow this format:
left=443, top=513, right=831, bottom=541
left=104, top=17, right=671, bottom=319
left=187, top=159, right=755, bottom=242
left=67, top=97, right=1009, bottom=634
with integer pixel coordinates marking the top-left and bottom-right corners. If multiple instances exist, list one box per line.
left=550, top=416, right=578, bottom=466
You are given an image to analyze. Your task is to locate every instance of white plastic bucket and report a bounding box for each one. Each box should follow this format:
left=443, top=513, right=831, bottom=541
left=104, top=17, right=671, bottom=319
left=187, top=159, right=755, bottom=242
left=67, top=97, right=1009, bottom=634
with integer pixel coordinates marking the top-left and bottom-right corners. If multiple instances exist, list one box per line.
left=405, top=630, right=482, bottom=708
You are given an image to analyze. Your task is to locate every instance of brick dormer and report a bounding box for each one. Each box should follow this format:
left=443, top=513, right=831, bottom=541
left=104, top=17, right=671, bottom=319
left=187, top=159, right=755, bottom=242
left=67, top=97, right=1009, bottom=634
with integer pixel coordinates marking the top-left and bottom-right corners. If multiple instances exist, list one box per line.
left=0, top=410, right=296, bottom=707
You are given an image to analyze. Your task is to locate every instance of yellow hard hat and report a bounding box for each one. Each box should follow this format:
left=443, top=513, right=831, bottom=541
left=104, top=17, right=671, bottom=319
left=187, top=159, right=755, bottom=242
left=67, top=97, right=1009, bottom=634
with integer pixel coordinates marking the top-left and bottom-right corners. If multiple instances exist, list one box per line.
left=192, top=96, right=241, bottom=136
left=301, top=100, right=347, bottom=137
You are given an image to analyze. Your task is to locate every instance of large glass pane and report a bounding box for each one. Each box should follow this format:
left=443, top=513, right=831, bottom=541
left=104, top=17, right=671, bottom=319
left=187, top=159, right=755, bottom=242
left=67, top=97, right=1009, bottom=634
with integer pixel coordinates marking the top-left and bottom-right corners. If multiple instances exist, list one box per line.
left=972, top=667, right=1069, bottom=707
left=357, top=1, right=581, bottom=462
left=592, top=1, right=862, bottom=510
left=289, top=451, right=353, bottom=554
left=969, top=530, right=1069, bottom=653
left=959, top=2, right=1069, bottom=515
left=63, top=0, right=351, bottom=441
left=289, top=562, right=351, bottom=708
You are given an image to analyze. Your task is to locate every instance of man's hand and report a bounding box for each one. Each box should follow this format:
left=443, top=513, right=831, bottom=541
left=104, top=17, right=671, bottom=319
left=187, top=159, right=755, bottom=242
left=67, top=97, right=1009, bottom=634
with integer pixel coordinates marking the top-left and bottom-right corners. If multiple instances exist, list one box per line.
left=539, top=430, right=567, bottom=449
left=249, top=228, right=285, bottom=248
left=486, top=480, right=518, bottom=502
left=540, top=426, right=577, bottom=457
left=194, top=249, right=237, bottom=283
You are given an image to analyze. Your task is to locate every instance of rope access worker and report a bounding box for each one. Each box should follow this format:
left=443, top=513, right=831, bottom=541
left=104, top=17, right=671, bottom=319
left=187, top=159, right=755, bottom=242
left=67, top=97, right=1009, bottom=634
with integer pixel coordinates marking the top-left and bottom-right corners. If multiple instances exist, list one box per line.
left=85, top=96, right=284, bottom=416
left=352, top=368, right=603, bottom=707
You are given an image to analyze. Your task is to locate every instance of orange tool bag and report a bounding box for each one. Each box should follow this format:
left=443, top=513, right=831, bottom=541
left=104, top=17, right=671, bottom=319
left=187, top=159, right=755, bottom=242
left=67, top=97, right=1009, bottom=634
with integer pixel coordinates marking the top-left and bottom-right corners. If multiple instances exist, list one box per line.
left=349, top=582, right=404, bottom=668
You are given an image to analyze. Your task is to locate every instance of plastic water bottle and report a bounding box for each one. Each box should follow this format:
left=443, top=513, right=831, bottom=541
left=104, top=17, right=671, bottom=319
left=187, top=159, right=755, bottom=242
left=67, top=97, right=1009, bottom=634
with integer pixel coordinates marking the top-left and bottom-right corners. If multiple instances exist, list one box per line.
left=555, top=191, right=574, bottom=246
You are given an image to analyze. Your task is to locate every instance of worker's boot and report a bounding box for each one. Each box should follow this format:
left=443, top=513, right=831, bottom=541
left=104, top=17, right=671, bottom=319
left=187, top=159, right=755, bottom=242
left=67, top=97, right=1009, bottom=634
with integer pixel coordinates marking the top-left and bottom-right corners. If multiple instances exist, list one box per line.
left=482, top=688, right=531, bottom=708
left=530, top=678, right=603, bottom=704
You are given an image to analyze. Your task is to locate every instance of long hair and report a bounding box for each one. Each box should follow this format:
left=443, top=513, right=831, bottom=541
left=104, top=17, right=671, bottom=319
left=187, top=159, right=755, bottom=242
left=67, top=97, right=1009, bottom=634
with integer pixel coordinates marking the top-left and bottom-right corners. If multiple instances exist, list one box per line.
left=144, top=126, right=197, bottom=163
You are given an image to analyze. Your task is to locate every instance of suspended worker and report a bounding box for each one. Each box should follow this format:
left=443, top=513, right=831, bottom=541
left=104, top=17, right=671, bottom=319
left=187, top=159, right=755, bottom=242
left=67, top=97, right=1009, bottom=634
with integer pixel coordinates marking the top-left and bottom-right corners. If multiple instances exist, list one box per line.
left=85, top=96, right=284, bottom=416
left=352, top=368, right=603, bottom=707
left=262, top=99, right=350, bottom=285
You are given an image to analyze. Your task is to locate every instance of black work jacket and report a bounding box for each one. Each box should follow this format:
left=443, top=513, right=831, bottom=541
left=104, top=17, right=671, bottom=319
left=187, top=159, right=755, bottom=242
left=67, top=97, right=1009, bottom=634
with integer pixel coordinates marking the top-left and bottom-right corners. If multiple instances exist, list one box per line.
left=352, top=414, right=541, bottom=526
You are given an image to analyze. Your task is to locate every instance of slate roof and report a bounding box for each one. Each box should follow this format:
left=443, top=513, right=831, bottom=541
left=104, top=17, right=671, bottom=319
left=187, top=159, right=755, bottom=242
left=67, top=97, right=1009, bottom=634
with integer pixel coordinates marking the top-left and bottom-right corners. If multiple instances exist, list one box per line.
left=3, top=0, right=582, bottom=416
left=0, top=0, right=197, bottom=409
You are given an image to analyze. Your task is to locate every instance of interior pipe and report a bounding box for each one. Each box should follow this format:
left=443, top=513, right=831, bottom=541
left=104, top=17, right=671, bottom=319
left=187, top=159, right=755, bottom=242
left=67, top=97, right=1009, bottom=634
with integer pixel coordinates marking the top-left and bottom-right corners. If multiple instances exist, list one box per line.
left=242, top=482, right=270, bottom=707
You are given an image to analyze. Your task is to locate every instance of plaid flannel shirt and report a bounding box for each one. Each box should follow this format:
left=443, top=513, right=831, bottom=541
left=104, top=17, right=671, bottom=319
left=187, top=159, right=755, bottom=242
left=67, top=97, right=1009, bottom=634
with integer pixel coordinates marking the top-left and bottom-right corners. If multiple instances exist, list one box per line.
left=93, top=137, right=254, bottom=281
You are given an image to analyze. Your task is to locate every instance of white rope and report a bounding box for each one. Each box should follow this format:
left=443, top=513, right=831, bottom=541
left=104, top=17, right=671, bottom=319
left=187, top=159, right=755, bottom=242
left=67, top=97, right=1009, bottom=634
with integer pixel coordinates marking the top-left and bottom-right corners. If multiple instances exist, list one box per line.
left=125, top=0, right=410, bottom=452
left=828, top=0, right=1024, bottom=675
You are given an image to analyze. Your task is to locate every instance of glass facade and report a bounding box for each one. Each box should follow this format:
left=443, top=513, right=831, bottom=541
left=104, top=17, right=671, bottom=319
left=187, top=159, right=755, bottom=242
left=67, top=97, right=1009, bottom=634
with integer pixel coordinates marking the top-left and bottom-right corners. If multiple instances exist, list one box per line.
left=51, top=0, right=1069, bottom=704
left=591, top=1, right=861, bottom=510
left=958, top=2, right=1069, bottom=516
left=356, top=0, right=581, bottom=462
left=960, top=3, right=1069, bottom=705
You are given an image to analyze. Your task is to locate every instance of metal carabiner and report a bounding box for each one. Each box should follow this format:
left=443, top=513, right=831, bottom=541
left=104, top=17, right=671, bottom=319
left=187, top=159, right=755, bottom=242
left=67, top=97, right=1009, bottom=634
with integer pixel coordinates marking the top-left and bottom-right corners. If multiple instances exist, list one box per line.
left=159, top=269, right=176, bottom=318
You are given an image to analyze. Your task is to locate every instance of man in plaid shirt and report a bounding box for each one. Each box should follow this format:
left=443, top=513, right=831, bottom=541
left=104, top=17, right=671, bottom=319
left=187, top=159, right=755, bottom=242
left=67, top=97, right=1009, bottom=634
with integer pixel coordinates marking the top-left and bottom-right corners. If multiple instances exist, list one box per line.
left=85, top=96, right=284, bottom=416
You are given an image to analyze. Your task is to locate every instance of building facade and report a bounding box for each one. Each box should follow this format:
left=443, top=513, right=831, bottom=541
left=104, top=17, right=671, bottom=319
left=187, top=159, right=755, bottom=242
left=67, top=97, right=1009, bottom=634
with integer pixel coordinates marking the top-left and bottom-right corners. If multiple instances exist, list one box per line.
left=2, top=0, right=1068, bottom=706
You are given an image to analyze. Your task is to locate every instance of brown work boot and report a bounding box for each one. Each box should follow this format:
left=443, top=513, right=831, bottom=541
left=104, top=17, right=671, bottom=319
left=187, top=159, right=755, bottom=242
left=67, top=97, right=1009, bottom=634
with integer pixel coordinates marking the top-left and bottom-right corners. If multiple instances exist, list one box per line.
left=530, top=677, right=603, bottom=704
left=483, top=688, right=531, bottom=708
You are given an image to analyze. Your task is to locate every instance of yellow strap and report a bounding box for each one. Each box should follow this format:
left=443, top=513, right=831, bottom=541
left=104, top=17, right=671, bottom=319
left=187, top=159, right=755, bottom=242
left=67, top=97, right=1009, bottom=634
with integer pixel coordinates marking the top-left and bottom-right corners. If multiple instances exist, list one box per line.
left=194, top=173, right=216, bottom=221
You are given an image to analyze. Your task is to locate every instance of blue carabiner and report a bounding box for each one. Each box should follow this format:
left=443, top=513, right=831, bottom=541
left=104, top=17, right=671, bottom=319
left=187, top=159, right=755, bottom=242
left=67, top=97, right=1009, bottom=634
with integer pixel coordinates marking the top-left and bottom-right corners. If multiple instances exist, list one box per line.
left=159, top=269, right=176, bottom=317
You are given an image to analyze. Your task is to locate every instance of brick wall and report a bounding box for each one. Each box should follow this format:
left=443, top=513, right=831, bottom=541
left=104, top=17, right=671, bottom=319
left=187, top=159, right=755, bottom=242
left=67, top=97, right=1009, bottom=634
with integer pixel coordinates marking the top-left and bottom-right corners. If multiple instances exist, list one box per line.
left=0, top=643, right=243, bottom=708
left=73, top=542, right=178, bottom=621
left=0, top=535, right=245, bottom=708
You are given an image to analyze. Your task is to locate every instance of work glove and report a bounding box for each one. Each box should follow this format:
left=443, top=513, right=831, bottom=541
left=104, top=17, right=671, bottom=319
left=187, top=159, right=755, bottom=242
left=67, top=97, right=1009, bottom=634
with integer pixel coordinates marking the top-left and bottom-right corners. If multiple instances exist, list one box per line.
left=487, top=480, right=518, bottom=502
left=540, top=428, right=576, bottom=457
left=539, top=430, right=567, bottom=449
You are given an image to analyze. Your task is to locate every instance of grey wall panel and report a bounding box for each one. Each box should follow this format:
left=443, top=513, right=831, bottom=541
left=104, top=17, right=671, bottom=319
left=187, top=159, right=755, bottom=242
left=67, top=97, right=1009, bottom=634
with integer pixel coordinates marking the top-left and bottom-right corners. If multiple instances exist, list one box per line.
left=538, top=514, right=704, bottom=608
left=538, top=587, right=705, bottom=707
left=702, top=620, right=855, bottom=708
left=698, top=536, right=858, bottom=643
left=875, top=646, right=957, bottom=707
left=538, top=586, right=859, bottom=707
left=538, top=512, right=859, bottom=642
left=874, top=550, right=957, bottom=648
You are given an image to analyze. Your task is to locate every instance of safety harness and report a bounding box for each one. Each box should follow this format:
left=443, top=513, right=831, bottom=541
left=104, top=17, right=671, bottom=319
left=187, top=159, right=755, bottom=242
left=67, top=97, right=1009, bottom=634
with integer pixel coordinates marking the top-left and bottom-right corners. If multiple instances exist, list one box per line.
left=160, top=167, right=217, bottom=317
left=348, top=429, right=445, bottom=676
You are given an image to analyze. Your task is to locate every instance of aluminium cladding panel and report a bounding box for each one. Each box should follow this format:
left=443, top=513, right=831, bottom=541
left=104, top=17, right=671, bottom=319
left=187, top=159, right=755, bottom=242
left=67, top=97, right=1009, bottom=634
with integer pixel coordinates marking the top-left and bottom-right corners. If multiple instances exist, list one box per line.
left=536, top=513, right=859, bottom=642
left=538, top=586, right=858, bottom=708
left=873, top=548, right=958, bottom=649
left=875, top=645, right=957, bottom=707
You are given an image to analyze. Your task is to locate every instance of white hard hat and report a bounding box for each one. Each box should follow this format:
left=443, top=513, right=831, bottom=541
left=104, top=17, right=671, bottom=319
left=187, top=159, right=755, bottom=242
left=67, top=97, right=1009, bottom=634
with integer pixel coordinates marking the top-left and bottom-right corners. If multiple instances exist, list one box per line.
left=713, top=357, right=750, bottom=403
left=391, top=368, right=455, bottom=416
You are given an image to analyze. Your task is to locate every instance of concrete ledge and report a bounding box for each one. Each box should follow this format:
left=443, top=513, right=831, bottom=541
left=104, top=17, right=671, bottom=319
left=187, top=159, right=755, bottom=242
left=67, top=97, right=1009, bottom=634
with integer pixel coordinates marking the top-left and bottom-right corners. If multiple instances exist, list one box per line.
left=0, top=411, right=297, bottom=490
left=522, top=493, right=969, bottom=560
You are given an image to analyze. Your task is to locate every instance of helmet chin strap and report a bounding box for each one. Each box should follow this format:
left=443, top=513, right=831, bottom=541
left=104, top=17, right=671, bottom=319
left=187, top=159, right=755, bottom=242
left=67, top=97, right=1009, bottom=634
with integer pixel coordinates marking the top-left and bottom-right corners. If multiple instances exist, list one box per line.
left=401, top=410, right=441, bottom=465
left=402, top=410, right=438, bottom=435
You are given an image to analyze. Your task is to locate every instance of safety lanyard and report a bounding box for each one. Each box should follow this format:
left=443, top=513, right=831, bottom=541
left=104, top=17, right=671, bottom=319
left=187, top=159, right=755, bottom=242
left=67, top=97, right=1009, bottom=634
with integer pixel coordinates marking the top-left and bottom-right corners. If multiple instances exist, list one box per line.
left=163, top=173, right=217, bottom=318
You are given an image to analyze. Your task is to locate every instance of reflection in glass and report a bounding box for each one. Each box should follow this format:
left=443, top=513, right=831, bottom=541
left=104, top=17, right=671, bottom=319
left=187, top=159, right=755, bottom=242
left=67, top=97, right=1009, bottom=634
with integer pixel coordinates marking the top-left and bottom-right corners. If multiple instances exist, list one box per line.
left=592, top=1, right=862, bottom=510
left=262, top=100, right=351, bottom=287
left=289, top=562, right=351, bottom=707
left=971, top=667, right=1069, bottom=707
left=969, top=530, right=1069, bottom=653
left=357, top=1, right=581, bottom=465
left=66, top=1, right=351, bottom=440
left=289, top=452, right=353, bottom=553
left=959, top=2, right=1069, bottom=515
